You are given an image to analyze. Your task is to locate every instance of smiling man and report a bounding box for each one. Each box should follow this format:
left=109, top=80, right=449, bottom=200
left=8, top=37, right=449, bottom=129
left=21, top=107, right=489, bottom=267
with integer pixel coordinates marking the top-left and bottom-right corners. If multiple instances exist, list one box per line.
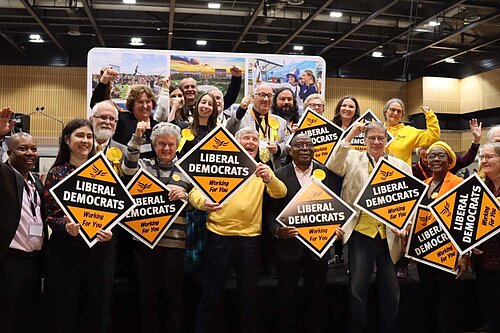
left=267, top=133, right=337, bottom=333
left=327, top=121, right=411, bottom=333
left=226, top=84, right=289, bottom=170
left=0, top=131, right=45, bottom=333
left=189, top=127, right=287, bottom=333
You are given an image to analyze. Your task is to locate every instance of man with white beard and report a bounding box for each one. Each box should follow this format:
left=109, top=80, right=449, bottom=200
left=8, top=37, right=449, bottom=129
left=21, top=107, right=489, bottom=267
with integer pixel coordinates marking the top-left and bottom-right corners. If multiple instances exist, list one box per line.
left=90, top=100, right=127, bottom=167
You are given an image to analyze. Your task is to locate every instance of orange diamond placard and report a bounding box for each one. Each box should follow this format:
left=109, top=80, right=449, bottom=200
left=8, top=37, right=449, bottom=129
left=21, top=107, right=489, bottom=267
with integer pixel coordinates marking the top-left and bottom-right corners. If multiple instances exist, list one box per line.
left=49, top=152, right=136, bottom=247
left=354, top=158, right=428, bottom=230
left=120, top=168, right=188, bottom=249
left=176, top=126, right=257, bottom=205
left=340, top=109, right=394, bottom=152
left=429, top=173, right=500, bottom=255
left=406, top=206, right=459, bottom=275
left=276, top=178, right=356, bottom=258
left=286, top=109, right=343, bottom=165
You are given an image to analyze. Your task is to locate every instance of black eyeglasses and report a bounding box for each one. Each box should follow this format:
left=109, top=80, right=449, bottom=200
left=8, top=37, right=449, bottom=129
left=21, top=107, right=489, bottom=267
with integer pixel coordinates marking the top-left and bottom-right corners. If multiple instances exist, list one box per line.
left=292, top=143, right=314, bottom=149
left=428, top=152, right=448, bottom=160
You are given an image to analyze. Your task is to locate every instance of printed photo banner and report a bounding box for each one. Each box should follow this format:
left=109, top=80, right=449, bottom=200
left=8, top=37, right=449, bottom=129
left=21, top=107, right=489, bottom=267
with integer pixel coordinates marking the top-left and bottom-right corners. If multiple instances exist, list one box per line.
left=429, top=173, right=500, bottom=255
left=276, top=177, right=356, bottom=258
left=87, top=48, right=326, bottom=115
left=340, top=109, right=394, bottom=152
left=285, top=108, right=343, bottom=165
left=120, top=168, right=188, bottom=249
left=176, top=126, right=257, bottom=205
left=406, top=206, right=459, bottom=275
left=354, top=158, right=428, bottom=230
left=49, top=152, right=136, bottom=247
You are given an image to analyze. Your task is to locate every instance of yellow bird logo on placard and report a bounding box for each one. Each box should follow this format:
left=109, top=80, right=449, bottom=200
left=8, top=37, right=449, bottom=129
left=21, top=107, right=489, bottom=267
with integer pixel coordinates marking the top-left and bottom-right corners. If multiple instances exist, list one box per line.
left=307, top=191, right=322, bottom=200
left=380, top=170, right=393, bottom=181
left=90, top=165, right=107, bottom=179
left=137, top=181, right=152, bottom=193
left=419, top=214, right=432, bottom=226
left=440, top=202, right=451, bottom=217
left=213, top=137, right=228, bottom=149
left=306, top=118, right=317, bottom=126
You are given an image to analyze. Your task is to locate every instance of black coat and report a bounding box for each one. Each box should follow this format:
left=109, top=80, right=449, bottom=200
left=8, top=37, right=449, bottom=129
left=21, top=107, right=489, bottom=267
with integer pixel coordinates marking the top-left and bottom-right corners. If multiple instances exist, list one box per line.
left=267, top=162, right=337, bottom=261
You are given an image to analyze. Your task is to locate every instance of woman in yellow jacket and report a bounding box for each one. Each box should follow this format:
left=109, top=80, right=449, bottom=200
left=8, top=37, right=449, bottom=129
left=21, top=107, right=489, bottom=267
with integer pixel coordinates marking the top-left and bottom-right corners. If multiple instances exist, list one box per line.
left=383, top=98, right=440, bottom=165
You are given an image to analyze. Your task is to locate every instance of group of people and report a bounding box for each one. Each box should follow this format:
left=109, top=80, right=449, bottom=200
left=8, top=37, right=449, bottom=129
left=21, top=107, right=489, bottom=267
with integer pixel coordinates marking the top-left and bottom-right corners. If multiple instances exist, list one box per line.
left=0, top=67, right=499, bottom=333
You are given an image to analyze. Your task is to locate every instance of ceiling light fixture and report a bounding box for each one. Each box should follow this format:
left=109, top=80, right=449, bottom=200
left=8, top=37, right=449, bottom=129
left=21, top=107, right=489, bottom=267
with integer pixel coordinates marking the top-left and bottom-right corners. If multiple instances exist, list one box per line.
left=208, top=3, right=221, bottom=9
left=196, top=40, right=207, bottom=46
left=293, top=45, right=304, bottom=51
left=444, top=58, right=456, bottom=63
left=428, top=20, right=440, bottom=27
left=257, top=34, right=269, bottom=45
left=372, top=51, right=383, bottom=58
left=123, top=0, right=136, bottom=4
left=67, top=25, right=81, bottom=36
left=29, top=34, right=44, bottom=43
left=329, top=11, right=342, bottom=18
left=130, top=37, right=144, bottom=46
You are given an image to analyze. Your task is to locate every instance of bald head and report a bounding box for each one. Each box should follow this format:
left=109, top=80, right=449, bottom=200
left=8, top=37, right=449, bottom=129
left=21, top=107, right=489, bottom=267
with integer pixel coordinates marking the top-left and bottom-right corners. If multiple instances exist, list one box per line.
left=7, top=132, right=38, bottom=177
left=253, top=84, right=273, bottom=115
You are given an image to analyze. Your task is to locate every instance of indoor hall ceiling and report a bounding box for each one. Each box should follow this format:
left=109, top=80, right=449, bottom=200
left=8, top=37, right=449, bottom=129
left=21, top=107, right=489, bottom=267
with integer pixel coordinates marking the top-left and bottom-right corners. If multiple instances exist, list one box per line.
left=0, top=0, right=499, bottom=80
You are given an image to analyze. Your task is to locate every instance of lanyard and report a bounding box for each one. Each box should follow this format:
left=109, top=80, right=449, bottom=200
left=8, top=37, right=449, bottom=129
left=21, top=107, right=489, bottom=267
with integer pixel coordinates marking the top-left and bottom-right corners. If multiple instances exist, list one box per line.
left=366, top=152, right=387, bottom=170
left=417, top=161, right=431, bottom=179
left=23, top=176, right=37, bottom=218
left=251, top=109, right=269, bottom=139
left=152, top=160, right=176, bottom=184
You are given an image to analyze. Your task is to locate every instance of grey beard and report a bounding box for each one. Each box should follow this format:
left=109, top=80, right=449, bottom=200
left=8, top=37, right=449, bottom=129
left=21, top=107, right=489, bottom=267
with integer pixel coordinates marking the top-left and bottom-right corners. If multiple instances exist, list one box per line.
left=94, top=128, right=114, bottom=142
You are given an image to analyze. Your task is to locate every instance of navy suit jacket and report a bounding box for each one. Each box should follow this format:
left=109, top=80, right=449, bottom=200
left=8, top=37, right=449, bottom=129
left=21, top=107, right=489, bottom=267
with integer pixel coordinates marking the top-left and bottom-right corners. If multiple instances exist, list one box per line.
left=268, top=162, right=336, bottom=261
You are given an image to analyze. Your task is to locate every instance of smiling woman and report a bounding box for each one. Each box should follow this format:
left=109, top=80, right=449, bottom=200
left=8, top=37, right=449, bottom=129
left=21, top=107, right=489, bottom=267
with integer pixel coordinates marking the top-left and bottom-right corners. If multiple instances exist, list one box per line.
left=418, top=140, right=469, bottom=333
left=121, top=121, right=193, bottom=333
left=42, top=118, right=116, bottom=333
left=473, top=142, right=500, bottom=333
left=383, top=98, right=440, bottom=165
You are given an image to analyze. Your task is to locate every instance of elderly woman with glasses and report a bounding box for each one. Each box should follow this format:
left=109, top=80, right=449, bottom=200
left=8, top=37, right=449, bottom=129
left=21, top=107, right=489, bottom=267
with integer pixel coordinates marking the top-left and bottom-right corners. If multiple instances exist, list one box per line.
left=473, top=142, right=500, bottom=333
left=304, top=93, right=326, bottom=116
left=383, top=98, right=440, bottom=165
left=123, top=122, right=192, bottom=333
left=418, top=141, right=469, bottom=333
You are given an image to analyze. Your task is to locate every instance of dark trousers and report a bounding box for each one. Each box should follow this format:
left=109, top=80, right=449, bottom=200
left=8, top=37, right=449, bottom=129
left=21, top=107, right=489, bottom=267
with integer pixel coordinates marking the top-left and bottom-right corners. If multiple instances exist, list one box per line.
left=275, top=255, right=328, bottom=333
left=195, top=231, right=261, bottom=333
left=133, top=243, right=184, bottom=333
left=347, top=231, right=399, bottom=333
left=44, top=240, right=114, bottom=333
left=417, top=263, right=461, bottom=333
left=0, top=249, right=43, bottom=333
left=475, top=268, right=500, bottom=333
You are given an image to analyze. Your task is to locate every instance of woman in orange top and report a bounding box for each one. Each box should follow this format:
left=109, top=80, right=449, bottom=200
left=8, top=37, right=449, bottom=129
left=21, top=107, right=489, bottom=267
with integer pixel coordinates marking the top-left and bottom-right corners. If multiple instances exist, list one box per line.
left=419, top=141, right=469, bottom=333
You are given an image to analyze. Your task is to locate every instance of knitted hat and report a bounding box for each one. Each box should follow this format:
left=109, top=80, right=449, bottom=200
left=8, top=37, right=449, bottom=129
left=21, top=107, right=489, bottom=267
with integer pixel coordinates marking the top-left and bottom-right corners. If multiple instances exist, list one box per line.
left=428, top=141, right=456, bottom=170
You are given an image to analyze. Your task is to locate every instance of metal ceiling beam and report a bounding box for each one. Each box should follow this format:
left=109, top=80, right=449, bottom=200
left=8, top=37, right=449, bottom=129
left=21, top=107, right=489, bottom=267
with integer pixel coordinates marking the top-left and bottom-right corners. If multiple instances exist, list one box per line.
left=275, top=0, right=334, bottom=53
left=339, top=0, right=466, bottom=68
left=381, top=9, right=500, bottom=69
left=167, top=0, right=175, bottom=49
left=422, top=36, right=500, bottom=69
left=81, top=0, right=105, bottom=46
left=319, top=0, right=400, bottom=55
left=231, top=0, right=266, bottom=52
left=18, top=0, right=69, bottom=64
left=0, top=30, right=26, bottom=56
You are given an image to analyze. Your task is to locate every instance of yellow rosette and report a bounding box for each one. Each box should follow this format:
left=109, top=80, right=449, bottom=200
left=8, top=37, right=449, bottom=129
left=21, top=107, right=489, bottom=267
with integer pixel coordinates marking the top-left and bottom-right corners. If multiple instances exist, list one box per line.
left=106, top=147, right=123, bottom=176
left=268, top=117, right=279, bottom=142
left=177, top=128, right=195, bottom=152
left=172, top=174, right=181, bottom=182
left=312, top=169, right=326, bottom=181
